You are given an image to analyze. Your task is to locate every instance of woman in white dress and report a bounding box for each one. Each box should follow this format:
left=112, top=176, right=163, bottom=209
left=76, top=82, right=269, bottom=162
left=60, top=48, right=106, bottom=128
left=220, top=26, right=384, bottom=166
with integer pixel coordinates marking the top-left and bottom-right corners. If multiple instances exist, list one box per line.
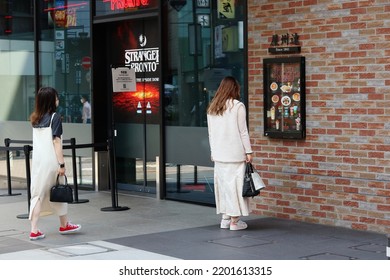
left=29, top=87, right=81, bottom=240
left=207, top=76, right=253, bottom=231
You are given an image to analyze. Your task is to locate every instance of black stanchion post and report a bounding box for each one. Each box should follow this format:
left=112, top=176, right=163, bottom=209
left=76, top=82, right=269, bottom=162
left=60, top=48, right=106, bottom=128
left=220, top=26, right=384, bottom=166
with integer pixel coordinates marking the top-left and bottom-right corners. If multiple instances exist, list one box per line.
left=69, top=138, right=88, bottom=204
left=101, top=66, right=129, bottom=212
left=387, top=235, right=390, bottom=260
left=101, top=138, right=129, bottom=211
left=17, top=145, right=32, bottom=219
left=176, top=164, right=181, bottom=192
left=0, top=138, right=21, bottom=197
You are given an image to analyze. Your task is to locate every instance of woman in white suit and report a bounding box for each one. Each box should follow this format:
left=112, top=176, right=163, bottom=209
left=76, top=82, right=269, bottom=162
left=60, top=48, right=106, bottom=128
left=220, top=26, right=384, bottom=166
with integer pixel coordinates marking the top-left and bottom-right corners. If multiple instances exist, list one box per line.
left=207, top=76, right=253, bottom=231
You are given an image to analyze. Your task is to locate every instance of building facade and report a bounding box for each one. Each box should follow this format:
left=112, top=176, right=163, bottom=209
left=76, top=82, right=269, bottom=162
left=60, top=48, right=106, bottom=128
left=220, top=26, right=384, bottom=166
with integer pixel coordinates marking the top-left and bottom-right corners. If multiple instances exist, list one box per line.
left=248, top=0, right=390, bottom=234
left=0, top=0, right=389, bottom=234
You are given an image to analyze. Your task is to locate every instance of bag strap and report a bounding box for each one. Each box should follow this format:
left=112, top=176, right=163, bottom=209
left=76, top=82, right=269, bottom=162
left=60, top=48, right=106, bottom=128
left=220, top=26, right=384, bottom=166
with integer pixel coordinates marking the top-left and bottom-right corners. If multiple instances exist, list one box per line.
left=247, top=162, right=254, bottom=174
left=49, top=112, right=56, bottom=128
left=245, top=162, right=253, bottom=175
left=56, top=174, right=68, bottom=185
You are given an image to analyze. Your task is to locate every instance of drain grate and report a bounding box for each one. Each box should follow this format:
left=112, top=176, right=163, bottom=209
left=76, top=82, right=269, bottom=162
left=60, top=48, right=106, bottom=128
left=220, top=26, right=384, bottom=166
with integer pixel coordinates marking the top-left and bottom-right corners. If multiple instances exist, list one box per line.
left=350, top=243, right=385, bottom=254
left=208, top=235, right=272, bottom=248
left=45, top=243, right=116, bottom=257
left=301, top=252, right=358, bottom=260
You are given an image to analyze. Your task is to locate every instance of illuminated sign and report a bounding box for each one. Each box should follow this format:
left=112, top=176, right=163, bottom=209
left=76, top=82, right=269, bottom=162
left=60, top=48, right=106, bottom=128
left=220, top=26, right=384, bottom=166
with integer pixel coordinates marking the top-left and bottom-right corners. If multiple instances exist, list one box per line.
left=124, top=34, right=160, bottom=75
left=125, top=48, right=159, bottom=73
left=110, top=19, right=160, bottom=123
left=45, top=1, right=87, bottom=28
left=102, top=0, right=150, bottom=11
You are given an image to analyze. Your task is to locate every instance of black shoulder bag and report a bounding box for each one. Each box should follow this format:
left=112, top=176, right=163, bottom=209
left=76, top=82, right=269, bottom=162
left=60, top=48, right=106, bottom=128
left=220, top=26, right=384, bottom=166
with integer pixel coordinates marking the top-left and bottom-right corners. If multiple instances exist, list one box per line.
left=242, top=162, right=261, bottom=198
left=50, top=175, right=73, bottom=203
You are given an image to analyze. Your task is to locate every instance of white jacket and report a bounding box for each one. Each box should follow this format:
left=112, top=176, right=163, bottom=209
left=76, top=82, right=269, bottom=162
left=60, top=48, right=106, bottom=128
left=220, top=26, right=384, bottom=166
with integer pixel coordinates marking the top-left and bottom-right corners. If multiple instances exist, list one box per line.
left=207, top=99, right=252, bottom=162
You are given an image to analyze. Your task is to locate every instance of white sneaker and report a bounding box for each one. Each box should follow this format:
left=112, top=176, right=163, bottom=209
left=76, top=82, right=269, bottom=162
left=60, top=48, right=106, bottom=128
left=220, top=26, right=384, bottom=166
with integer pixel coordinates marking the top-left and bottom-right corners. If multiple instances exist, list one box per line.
left=230, top=220, right=248, bottom=231
left=220, top=219, right=231, bottom=229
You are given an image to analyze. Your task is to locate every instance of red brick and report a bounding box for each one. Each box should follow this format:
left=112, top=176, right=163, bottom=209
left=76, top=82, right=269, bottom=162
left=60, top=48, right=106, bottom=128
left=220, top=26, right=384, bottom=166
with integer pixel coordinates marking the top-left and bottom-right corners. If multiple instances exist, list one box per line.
left=320, top=205, right=335, bottom=211
left=343, top=187, right=358, bottom=193
left=377, top=28, right=390, bottom=34
left=298, top=196, right=311, bottom=202
left=377, top=205, right=390, bottom=212
left=277, top=200, right=290, bottom=206
left=351, top=8, right=366, bottom=15
left=305, top=190, right=319, bottom=196
left=327, top=32, right=342, bottom=38
left=343, top=201, right=359, bottom=208
left=283, top=207, right=297, bottom=214
left=312, top=211, right=326, bottom=217
left=376, top=219, right=390, bottom=226
left=351, top=223, right=368, bottom=231
left=343, top=215, right=359, bottom=222
left=342, top=2, right=358, bottom=9
left=351, top=22, right=366, bottom=29
left=276, top=213, right=290, bottom=219
left=368, top=152, right=384, bottom=158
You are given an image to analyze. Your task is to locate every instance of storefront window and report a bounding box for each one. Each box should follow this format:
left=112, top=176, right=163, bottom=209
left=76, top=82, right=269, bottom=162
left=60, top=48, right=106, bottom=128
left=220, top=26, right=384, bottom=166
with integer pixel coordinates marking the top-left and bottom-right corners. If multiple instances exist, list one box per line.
left=39, top=0, right=93, bottom=186
left=0, top=0, right=34, bottom=121
left=41, top=0, right=91, bottom=123
left=0, top=1, right=94, bottom=187
left=163, top=0, right=247, bottom=204
left=164, top=0, right=246, bottom=127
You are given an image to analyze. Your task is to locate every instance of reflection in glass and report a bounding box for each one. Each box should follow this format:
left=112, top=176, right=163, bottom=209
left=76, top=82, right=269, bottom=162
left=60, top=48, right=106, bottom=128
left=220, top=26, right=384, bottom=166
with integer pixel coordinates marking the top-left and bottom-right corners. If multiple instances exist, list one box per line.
left=163, top=1, right=247, bottom=204
left=0, top=0, right=93, bottom=189
left=0, top=0, right=34, bottom=121
left=41, top=0, right=92, bottom=124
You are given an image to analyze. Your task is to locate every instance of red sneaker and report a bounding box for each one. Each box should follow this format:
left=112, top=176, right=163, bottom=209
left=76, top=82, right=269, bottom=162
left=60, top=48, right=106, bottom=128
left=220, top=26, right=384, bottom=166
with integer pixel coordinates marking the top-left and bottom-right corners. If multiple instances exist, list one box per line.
left=30, top=231, right=45, bottom=240
left=59, top=222, right=81, bottom=234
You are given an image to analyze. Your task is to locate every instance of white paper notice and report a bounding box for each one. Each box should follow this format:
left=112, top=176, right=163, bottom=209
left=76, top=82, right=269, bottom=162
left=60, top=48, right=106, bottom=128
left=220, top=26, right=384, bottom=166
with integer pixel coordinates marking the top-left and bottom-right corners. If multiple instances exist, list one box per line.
left=111, top=67, right=136, bottom=92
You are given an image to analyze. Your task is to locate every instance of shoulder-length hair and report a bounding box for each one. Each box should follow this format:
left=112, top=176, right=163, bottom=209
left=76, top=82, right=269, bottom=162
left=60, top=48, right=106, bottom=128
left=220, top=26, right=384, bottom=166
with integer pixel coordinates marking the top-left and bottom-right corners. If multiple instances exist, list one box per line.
left=207, top=76, right=240, bottom=116
left=30, top=87, right=58, bottom=125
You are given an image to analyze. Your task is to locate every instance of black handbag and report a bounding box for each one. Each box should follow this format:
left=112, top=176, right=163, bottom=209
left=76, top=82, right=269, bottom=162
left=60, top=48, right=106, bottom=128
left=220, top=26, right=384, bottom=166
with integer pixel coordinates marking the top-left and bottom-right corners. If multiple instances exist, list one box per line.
left=50, top=175, right=73, bottom=203
left=242, top=162, right=261, bottom=198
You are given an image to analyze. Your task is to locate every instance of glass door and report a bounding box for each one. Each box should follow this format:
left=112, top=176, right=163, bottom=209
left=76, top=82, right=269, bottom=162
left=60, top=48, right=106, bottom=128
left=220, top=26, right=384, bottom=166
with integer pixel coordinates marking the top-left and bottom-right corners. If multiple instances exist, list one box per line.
left=162, top=1, right=247, bottom=204
left=108, top=18, right=161, bottom=195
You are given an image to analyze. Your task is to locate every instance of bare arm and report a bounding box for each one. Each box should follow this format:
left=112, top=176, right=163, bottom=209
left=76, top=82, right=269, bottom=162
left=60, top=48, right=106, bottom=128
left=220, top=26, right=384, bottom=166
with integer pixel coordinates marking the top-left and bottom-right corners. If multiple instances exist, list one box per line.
left=53, top=136, right=65, bottom=175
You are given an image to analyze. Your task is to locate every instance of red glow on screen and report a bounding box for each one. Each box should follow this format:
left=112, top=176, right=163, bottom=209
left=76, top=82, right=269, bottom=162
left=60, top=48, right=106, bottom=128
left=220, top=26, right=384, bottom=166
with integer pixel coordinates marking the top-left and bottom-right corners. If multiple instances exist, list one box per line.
left=113, top=83, right=159, bottom=115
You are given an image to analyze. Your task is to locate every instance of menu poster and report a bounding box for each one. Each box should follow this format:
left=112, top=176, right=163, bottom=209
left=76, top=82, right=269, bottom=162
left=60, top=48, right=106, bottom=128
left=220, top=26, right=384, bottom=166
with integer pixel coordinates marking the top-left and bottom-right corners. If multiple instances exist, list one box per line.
left=263, top=57, right=306, bottom=139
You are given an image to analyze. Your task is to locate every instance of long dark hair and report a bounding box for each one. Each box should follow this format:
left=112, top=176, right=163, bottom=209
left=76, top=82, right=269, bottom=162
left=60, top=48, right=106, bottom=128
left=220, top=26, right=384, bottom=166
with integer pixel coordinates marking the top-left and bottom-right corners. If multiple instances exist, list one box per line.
left=207, top=76, right=240, bottom=116
left=30, top=87, right=58, bottom=125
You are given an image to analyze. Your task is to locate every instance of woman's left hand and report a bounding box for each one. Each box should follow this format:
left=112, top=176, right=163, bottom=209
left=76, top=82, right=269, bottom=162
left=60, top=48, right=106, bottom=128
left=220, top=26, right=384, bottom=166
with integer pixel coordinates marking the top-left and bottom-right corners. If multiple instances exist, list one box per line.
left=58, top=167, right=65, bottom=176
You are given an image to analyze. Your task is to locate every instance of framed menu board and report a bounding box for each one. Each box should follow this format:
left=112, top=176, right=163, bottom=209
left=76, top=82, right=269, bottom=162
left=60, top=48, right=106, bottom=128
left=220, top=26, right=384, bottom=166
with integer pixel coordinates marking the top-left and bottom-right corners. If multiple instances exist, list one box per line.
left=263, top=57, right=306, bottom=139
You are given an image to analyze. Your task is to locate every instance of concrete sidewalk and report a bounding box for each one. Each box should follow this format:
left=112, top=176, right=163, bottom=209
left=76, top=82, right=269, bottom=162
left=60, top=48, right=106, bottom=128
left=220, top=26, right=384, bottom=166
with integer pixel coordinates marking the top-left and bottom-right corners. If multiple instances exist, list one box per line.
left=0, top=183, right=388, bottom=260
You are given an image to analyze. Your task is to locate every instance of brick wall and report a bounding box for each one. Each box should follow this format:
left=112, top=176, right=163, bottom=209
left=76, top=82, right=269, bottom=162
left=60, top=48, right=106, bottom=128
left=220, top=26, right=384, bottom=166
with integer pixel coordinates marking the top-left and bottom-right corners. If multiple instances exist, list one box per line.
left=247, top=0, right=390, bottom=234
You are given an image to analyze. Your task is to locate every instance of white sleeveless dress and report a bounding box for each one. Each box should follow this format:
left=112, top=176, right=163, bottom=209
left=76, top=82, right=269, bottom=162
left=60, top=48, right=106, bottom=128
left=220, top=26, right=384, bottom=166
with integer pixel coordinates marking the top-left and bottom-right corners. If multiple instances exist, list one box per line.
left=29, top=113, right=67, bottom=219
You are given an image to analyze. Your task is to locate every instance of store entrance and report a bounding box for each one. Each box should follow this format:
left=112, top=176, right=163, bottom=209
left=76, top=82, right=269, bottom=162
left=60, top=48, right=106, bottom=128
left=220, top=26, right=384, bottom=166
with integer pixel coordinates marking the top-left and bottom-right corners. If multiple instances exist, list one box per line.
left=105, top=17, right=161, bottom=195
